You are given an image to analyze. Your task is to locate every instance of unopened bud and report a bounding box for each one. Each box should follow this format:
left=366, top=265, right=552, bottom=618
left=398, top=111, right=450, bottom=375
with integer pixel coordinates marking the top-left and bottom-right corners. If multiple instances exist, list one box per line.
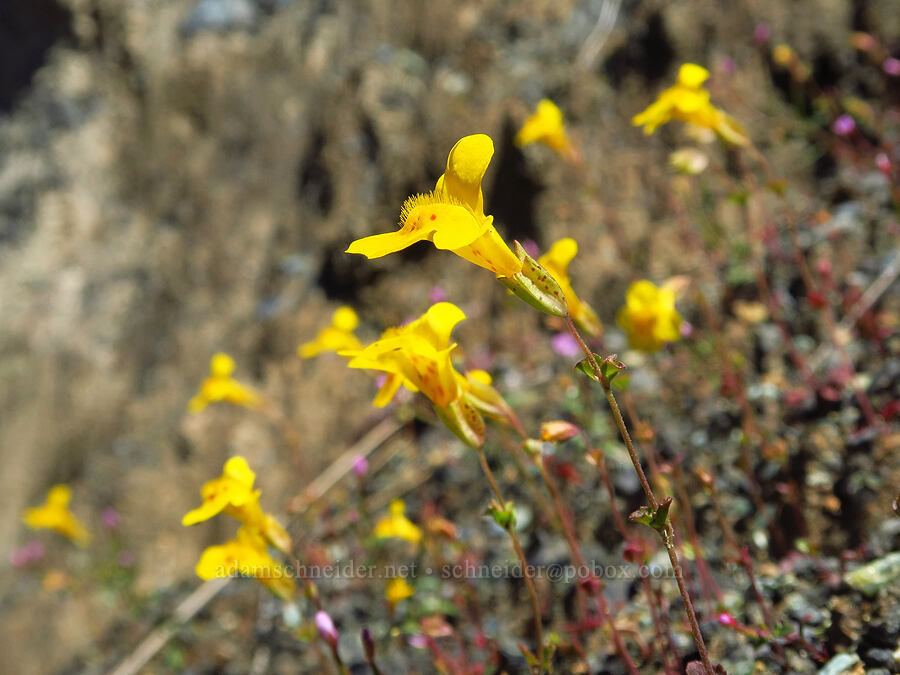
left=540, top=420, right=580, bottom=443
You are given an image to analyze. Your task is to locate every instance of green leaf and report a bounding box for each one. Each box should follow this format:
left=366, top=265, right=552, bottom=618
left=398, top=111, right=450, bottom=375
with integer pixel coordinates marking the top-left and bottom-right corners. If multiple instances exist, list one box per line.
left=575, top=353, right=626, bottom=383
left=628, top=497, right=673, bottom=532
left=485, top=501, right=517, bottom=530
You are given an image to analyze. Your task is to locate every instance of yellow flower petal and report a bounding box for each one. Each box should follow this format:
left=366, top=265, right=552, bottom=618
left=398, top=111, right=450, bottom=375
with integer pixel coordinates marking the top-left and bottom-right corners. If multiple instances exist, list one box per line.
left=210, top=353, right=236, bottom=378
left=386, top=577, right=415, bottom=605
left=438, top=134, right=494, bottom=214
left=373, top=373, right=404, bottom=407
left=332, top=306, right=359, bottom=332
left=346, top=195, right=485, bottom=259
left=677, top=63, right=710, bottom=88
left=452, top=221, right=523, bottom=277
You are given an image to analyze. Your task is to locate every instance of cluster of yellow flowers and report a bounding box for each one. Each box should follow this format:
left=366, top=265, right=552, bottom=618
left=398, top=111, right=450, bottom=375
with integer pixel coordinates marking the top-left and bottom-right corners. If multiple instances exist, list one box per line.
left=182, top=456, right=295, bottom=598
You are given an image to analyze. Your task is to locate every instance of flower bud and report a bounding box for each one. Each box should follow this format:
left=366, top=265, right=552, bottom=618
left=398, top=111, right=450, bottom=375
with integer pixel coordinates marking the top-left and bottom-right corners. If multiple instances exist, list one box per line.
left=540, top=420, right=580, bottom=443
left=315, top=610, right=339, bottom=648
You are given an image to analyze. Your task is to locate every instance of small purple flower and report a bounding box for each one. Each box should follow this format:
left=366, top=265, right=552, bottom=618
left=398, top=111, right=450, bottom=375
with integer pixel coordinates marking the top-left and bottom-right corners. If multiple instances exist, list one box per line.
left=352, top=454, right=368, bottom=479
left=717, top=612, right=737, bottom=627
left=102, top=507, right=120, bottom=530
left=10, top=540, right=46, bottom=568
left=883, top=57, right=900, bottom=76
left=679, top=321, right=694, bottom=338
left=718, top=56, right=736, bottom=76
left=408, top=634, right=429, bottom=649
left=428, top=285, right=447, bottom=303
left=550, top=332, right=581, bottom=358
left=876, top=152, right=891, bottom=174
left=522, top=239, right=540, bottom=259
left=753, top=23, right=771, bottom=46
left=831, top=114, right=856, bottom=137
left=315, top=610, right=339, bottom=647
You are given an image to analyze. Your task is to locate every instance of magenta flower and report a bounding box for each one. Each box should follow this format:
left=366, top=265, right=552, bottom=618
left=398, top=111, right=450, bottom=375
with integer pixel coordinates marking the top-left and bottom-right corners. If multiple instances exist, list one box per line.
left=102, top=507, right=120, bottom=530
left=550, top=332, right=581, bottom=358
left=315, top=610, right=339, bottom=647
left=753, top=23, right=771, bottom=45
left=831, top=114, right=856, bottom=137
left=883, top=57, right=900, bottom=76
left=352, top=454, right=369, bottom=478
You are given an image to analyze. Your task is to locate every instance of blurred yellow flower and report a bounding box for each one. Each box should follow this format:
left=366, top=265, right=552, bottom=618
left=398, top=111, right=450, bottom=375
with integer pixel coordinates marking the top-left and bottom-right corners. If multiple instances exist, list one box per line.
left=515, top=99, right=574, bottom=158
left=188, top=353, right=260, bottom=412
left=347, top=134, right=522, bottom=278
left=632, top=64, right=748, bottom=146
left=182, top=456, right=291, bottom=554
left=374, top=499, right=422, bottom=544
left=299, top=306, right=362, bottom=358
left=385, top=576, right=415, bottom=606
left=23, top=484, right=90, bottom=546
left=195, top=526, right=296, bottom=599
left=538, top=238, right=602, bottom=337
left=616, top=280, right=683, bottom=352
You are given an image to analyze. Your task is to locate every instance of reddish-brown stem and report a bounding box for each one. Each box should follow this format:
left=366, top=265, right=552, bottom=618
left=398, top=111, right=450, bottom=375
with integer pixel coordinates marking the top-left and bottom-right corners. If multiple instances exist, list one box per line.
left=672, top=462, right=723, bottom=607
left=566, top=314, right=715, bottom=675
left=708, top=480, right=777, bottom=633
left=588, top=434, right=677, bottom=675
left=476, top=448, right=545, bottom=674
left=535, top=457, right=639, bottom=675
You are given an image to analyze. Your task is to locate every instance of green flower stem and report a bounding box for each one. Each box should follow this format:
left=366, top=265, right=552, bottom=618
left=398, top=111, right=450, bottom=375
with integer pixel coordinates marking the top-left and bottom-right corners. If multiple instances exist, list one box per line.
left=565, top=313, right=715, bottom=675
left=476, top=447, right=545, bottom=674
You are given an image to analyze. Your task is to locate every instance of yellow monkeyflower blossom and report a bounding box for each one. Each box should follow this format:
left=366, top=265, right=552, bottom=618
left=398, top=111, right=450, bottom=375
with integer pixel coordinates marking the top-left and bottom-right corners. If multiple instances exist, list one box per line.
left=515, top=99, right=574, bottom=158
left=341, top=302, right=494, bottom=447
left=182, top=456, right=291, bottom=554
left=374, top=499, right=423, bottom=544
left=347, top=134, right=522, bottom=278
left=342, top=302, right=465, bottom=409
left=616, top=280, right=683, bottom=352
left=632, top=63, right=749, bottom=146
left=385, top=577, right=415, bottom=606
left=538, top=238, right=602, bottom=337
left=188, top=353, right=261, bottom=412
left=23, top=484, right=90, bottom=546
left=299, top=306, right=363, bottom=358
left=195, top=526, right=295, bottom=599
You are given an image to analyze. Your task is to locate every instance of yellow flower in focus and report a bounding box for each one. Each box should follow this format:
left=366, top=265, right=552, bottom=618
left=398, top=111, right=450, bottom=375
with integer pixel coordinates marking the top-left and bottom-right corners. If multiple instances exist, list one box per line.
left=347, top=134, right=522, bottom=278
left=538, top=238, right=602, bottom=337
left=632, top=64, right=749, bottom=146
left=195, top=526, right=296, bottom=599
left=299, top=306, right=363, bottom=358
left=23, top=485, right=91, bottom=546
left=385, top=577, right=415, bottom=606
left=374, top=499, right=422, bottom=544
left=188, top=353, right=261, bottom=412
left=515, top=99, right=574, bottom=158
left=182, top=456, right=291, bottom=554
left=616, top=280, right=683, bottom=352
